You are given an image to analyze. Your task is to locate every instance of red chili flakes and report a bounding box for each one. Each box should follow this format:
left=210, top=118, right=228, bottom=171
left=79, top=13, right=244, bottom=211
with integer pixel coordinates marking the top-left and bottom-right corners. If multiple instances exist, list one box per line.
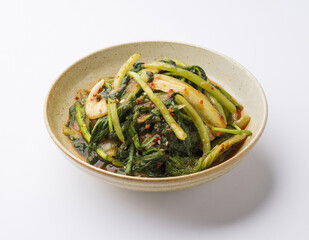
left=148, top=82, right=154, bottom=88
left=184, top=88, right=188, bottom=93
left=170, top=112, right=175, bottom=116
left=93, top=94, right=97, bottom=97
left=136, top=98, right=140, bottom=105
left=211, top=87, right=214, bottom=90
left=150, top=142, right=155, bottom=146
left=168, top=89, right=174, bottom=98
left=157, top=162, right=162, bottom=166
left=75, top=96, right=79, bottom=100
left=155, top=136, right=160, bottom=142
left=200, top=100, right=203, bottom=104
left=220, top=146, right=225, bottom=152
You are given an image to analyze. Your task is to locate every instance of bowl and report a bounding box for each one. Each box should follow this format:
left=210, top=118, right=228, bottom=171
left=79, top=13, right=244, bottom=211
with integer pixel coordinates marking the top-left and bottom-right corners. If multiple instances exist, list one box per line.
left=44, top=41, right=267, bottom=192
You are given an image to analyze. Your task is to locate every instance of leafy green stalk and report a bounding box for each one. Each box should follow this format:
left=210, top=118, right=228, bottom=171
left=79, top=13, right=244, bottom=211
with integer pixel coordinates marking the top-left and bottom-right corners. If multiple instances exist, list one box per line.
left=109, top=102, right=123, bottom=142
left=145, top=62, right=236, bottom=113
left=95, top=149, right=114, bottom=164
left=114, top=54, right=140, bottom=88
left=233, top=124, right=241, bottom=130
left=235, top=115, right=251, bottom=129
left=175, top=95, right=210, bottom=154
left=75, top=101, right=91, bottom=142
left=109, top=99, right=125, bottom=142
left=109, top=54, right=140, bottom=142
left=128, top=71, right=187, bottom=140
left=211, top=127, right=252, bottom=135
left=128, top=124, right=141, bottom=150
left=107, top=98, right=113, bottom=132
left=125, top=144, right=135, bottom=175
left=127, top=108, right=142, bottom=149
left=214, top=84, right=243, bottom=110
left=179, top=112, right=191, bottom=121
left=205, top=92, right=227, bottom=122
left=201, top=134, right=248, bottom=169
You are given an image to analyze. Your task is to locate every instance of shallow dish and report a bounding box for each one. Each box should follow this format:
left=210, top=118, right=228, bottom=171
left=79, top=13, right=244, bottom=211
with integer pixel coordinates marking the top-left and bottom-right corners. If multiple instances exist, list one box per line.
left=44, top=41, right=267, bottom=192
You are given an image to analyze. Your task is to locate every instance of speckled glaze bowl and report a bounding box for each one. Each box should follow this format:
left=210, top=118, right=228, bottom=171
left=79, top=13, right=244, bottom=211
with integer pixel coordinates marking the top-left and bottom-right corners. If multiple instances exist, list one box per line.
left=44, top=41, right=267, bottom=192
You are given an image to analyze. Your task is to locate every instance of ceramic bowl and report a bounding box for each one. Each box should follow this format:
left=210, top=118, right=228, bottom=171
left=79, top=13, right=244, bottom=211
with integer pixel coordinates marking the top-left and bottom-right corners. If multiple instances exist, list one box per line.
left=44, top=41, right=267, bottom=192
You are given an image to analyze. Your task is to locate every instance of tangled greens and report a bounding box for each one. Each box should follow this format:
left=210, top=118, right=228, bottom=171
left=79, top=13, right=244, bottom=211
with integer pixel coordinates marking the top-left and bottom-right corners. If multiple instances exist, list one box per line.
left=63, top=54, right=252, bottom=177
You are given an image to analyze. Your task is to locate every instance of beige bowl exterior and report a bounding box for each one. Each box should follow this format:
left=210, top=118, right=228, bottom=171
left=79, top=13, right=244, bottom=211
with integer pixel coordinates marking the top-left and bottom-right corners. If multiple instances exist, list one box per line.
left=44, top=41, right=268, bottom=192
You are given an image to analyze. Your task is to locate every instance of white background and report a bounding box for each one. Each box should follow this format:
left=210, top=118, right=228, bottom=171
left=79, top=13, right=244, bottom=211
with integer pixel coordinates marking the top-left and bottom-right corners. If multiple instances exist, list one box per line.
left=1, top=0, right=308, bottom=239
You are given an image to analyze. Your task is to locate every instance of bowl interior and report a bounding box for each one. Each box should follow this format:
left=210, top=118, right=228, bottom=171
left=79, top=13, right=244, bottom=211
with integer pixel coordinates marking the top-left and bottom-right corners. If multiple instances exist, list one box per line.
left=45, top=42, right=267, bottom=180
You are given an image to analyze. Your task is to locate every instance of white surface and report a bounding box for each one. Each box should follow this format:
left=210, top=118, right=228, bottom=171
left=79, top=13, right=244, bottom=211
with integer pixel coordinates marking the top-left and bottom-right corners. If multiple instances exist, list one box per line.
left=0, top=0, right=308, bottom=239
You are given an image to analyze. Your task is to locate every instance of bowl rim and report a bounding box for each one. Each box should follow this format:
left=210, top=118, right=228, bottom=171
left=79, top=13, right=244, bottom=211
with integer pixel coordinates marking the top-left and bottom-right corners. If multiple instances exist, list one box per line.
left=44, top=41, right=268, bottom=183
